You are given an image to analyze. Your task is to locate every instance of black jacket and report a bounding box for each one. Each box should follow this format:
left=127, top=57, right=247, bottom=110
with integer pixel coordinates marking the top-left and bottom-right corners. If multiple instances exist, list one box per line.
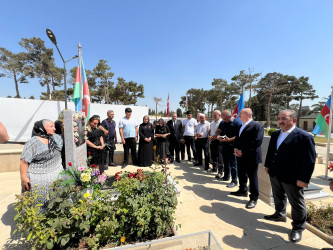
left=265, top=127, right=316, bottom=184
left=234, top=120, right=264, bottom=164
left=167, top=119, right=183, bottom=141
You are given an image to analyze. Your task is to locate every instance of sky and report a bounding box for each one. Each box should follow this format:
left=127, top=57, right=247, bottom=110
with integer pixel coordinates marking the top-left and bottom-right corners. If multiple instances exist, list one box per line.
left=1, top=0, right=333, bottom=113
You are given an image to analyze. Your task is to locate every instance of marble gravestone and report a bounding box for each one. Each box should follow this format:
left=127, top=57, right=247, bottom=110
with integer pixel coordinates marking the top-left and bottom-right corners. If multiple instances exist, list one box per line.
left=63, top=111, right=87, bottom=168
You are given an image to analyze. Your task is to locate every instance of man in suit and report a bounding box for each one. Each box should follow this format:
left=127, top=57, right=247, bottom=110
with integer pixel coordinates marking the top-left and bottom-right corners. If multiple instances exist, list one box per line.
left=230, top=108, right=264, bottom=209
left=264, top=110, right=316, bottom=243
left=167, top=113, right=183, bottom=163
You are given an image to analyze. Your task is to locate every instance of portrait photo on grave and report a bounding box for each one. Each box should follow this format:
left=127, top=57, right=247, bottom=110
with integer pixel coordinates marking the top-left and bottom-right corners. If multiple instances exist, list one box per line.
left=73, top=113, right=87, bottom=147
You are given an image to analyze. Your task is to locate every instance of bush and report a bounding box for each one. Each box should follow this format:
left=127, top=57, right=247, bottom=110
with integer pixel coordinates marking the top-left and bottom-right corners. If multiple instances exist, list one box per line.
left=307, top=202, right=333, bottom=235
left=13, top=170, right=178, bottom=249
left=267, top=128, right=277, bottom=136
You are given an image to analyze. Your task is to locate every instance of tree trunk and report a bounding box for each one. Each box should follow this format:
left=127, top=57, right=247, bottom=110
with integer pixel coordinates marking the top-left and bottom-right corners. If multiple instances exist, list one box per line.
left=266, top=93, right=272, bottom=129
left=297, top=96, right=303, bottom=127
left=249, top=84, right=252, bottom=108
left=13, top=73, right=20, bottom=98
left=155, top=102, right=158, bottom=121
left=211, top=103, right=214, bottom=120
left=46, top=79, right=51, bottom=100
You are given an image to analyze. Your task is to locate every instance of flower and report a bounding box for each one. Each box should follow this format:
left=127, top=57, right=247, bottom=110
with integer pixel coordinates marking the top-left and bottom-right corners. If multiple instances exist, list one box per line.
left=68, top=162, right=72, bottom=167
left=83, top=192, right=90, bottom=199
left=120, top=237, right=126, bottom=243
left=87, top=151, right=92, bottom=155
left=91, top=164, right=97, bottom=168
left=81, top=173, right=91, bottom=182
left=78, top=166, right=85, bottom=171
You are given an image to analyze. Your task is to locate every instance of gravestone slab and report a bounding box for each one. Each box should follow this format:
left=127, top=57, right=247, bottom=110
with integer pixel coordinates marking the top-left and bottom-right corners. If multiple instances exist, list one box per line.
left=63, top=111, right=87, bottom=167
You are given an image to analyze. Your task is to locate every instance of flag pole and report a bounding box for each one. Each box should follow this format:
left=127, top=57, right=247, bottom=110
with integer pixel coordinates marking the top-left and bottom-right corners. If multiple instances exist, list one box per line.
left=325, top=86, right=333, bottom=179
left=78, top=43, right=83, bottom=111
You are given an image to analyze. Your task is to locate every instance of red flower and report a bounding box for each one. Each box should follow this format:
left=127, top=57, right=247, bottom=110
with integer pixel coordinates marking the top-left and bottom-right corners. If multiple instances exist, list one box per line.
left=68, top=162, right=72, bottom=166
left=87, top=151, right=92, bottom=155
left=91, top=164, right=97, bottom=168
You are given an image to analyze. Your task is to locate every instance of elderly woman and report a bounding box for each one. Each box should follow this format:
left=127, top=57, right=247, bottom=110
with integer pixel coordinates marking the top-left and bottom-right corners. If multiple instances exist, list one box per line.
left=138, top=115, right=154, bottom=167
left=155, top=118, right=170, bottom=162
left=20, top=120, right=64, bottom=194
left=86, top=115, right=105, bottom=171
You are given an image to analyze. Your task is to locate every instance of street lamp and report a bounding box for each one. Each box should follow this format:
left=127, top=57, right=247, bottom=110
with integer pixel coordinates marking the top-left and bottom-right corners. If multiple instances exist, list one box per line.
left=46, top=28, right=78, bottom=109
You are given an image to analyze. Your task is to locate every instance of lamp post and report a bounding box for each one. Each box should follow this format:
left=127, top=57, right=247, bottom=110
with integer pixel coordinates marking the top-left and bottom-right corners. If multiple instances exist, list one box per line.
left=46, top=29, right=78, bottom=109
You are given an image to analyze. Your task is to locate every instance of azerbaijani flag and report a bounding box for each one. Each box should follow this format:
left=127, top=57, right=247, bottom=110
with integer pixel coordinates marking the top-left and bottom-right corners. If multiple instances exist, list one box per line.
left=313, top=95, right=331, bottom=139
left=73, top=65, right=82, bottom=111
left=81, top=59, right=91, bottom=122
left=232, top=93, right=244, bottom=120
left=167, top=93, right=170, bottom=117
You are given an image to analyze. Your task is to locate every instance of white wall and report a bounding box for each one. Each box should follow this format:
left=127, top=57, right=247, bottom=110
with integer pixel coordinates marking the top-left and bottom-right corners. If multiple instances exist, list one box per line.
left=0, top=98, right=148, bottom=142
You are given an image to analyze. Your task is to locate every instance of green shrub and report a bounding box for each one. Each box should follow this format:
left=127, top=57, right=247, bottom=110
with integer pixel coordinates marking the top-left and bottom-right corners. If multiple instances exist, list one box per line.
left=13, top=170, right=178, bottom=249
left=267, top=128, right=277, bottom=136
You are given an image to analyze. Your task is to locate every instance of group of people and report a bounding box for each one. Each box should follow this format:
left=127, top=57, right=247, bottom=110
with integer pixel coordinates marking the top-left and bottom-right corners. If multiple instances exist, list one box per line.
left=17, top=106, right=317, bottom=243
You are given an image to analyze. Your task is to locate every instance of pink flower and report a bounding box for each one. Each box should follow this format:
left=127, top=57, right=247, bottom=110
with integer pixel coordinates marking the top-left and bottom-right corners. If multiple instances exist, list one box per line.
left=78, top=166, right=85, bottom=171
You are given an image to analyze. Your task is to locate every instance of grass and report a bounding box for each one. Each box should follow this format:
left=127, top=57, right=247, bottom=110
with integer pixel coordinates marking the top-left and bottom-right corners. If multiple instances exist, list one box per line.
left=307, top=202, right=333, bottom=236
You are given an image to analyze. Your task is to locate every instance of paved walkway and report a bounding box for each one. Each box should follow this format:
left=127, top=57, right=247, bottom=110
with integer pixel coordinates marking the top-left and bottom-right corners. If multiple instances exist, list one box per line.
left=1, top=161, right=333, bottom=249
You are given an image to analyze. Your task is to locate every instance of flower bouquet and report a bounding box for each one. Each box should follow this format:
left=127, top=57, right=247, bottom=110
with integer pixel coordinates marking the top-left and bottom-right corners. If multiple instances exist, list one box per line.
left=328, top=161, right=333, bottom=171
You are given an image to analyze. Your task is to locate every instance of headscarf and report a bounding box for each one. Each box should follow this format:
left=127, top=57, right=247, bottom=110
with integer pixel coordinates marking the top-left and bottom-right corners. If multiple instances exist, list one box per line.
left=141, top=115, right=151, bottom=127
left=31, top=120, right=57, bottom=153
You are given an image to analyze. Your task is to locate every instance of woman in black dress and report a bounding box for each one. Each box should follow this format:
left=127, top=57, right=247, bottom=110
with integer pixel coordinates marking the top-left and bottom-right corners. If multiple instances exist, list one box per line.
left=155, top=118, right=170, bottom=162
left=86, top=116, right=105, bottom=171
left=138, top=115, right=154, bottom=167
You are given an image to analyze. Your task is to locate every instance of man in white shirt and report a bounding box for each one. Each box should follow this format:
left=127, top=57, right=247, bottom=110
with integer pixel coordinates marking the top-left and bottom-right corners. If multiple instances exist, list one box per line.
left=182, top=111, right=198, bottom=162
left=264, top=110, right=316, bottom=243
left=208, top=110, right=223, bottom=172
left=194, top=114, right=210, bottom=170
left=119, top=107, right=138, bottom=168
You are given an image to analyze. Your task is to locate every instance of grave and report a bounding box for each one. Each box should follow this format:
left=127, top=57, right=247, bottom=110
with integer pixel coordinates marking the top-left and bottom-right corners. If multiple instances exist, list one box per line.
left=63, top=111, right=87, bottom=167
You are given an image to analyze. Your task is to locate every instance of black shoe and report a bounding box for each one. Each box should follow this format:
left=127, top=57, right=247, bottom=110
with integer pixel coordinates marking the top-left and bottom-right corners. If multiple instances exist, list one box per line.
left=204, top=167, right=210, bottom=171
left=289, top=230, right=302, bottom=243
left=245, top=200, right=257, bottom=209
left=187, top=159, right=192, bottom=162
left=110, top=163, right=118, bottom=167
left=170, top=159, right=174, bottom=163
left=264, top=214, right=287, bottom=222
left=212, top=168, right=217, bottom=173
left=121, top=164, right=127, bottom=169
left=194, top=163, right=202, bottom=166
left=222, top=177, right=230, bottom=181
left=215, top=173, right=223, bottom=179
left=230, top=190, right=248, bottom=197
left=226, top=182, right=237, bottom=188
left=176, top=159, right=180, bottom=163
left=104, top=165, right=109, bottom=170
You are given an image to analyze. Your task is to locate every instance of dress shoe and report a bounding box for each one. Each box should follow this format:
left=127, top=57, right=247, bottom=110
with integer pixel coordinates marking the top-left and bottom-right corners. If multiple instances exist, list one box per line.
left=226, top=182, right=237, bottom=188
left=104, top=165, right=109, bottom=170
left=176, top=159, right=180, bottom=163
left=264, top=214, right=287, bottom=222
left=194, top=163, right=202, bottom=166
left=230, top=190, right=248, bottom=197
left=204, top=167, right=210, bottom=171
left=245, top=200, right=257, bottom=209
left=170, top=159, right=174, bottom=163
left=215, top=173, right=223, bottom=179
left=121, top=164, right=127, bottom=169
left=221, top=177, right=230, bottom=181
left=110, top=163, right=118, bottom=167
left=289, top=230, right=302, bottom=243
left=211, top=168, right=217, bottom=173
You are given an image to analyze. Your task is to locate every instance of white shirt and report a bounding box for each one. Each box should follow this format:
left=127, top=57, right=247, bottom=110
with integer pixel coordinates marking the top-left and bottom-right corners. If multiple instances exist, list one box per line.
left=183, top=118, right=198, bottom=136
left=195, top=121, right=210, bottom=138
left=276, top=125, right=296, bottom=149
left=210, top=119, right=222, bottom=136
left=239, top=119, right=252, bottom=136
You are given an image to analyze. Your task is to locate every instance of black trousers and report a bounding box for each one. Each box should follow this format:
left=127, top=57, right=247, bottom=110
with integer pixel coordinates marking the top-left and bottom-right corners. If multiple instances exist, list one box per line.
left=184, top=136, right=196, bottom=161
left=270, top=175, right=306, bottom=231
left=123, top=137, right=137, bottom=165
left=211, top=139, right=222, bottom=171
left=221, top=143, right=238, bottom=184
left=237, top=157, right=259, bottom=201
left=180, top=142, right=185, bottom=160
left=196, top=138, right=210, bottom=168
left=169, top=136, right=180, bottom=161
left=105, top=138, right=115, bottom=165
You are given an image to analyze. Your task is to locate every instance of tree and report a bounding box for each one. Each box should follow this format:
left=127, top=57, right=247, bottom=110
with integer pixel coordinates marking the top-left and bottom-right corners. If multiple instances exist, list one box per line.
left=0, top=48, right=32, bottom=98
left=292, top=76, right=318, bottom=125
left=112, top=77, right=145, bottom=105
left=179, top=88, right=206, bottom=116
left=92, top=59, right=114, bottom=104
left=205, top=89, right=219, bottom=119
left=231, top=69, right=261, bottom=107
left=153, top=97, right=163, bottom=121
left=19, top=37, right=55, bottom=100
left=257, top=72, right=288, bottom=128
left=311, top=97, right=328, bottom=113
left=211, top=78, right=228, bottom=110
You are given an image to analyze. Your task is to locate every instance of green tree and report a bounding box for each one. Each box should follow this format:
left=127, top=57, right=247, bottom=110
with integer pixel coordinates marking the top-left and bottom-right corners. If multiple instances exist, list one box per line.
left=19, top=37, right=55, bottom=100
left=92, top=59, right=114, bottom=104
left=292, top=76, right=318, bottom=125
left=257, top=72, right=288, bottom=128
left=211, top=78, right=228, bottom=110
left=0, top=48, right=32, bottom=98
left=113, top=77, right=144, bottom=105
left=179, top=88, right=206, bottom=116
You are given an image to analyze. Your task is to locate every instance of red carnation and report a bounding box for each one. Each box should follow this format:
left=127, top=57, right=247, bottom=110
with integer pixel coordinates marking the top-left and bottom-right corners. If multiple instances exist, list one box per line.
left=87, top=151, right=92, bottom=155
left=91, top=164, right=97, bottom=168
left=68, top=162, right=72, bottom=166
